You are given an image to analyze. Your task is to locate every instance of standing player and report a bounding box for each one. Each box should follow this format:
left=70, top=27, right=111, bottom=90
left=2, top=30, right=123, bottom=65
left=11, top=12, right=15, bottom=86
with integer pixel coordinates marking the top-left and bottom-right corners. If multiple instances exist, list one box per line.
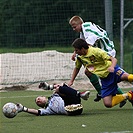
left=69, top=16, right=126, bottom=107
left=69, top=38, right=133, bottom=108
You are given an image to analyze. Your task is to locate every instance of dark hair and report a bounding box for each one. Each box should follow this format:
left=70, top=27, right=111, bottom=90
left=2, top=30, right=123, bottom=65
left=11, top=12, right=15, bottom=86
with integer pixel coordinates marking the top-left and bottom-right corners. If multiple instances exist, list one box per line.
left=72, top=38, right=89, bottom=50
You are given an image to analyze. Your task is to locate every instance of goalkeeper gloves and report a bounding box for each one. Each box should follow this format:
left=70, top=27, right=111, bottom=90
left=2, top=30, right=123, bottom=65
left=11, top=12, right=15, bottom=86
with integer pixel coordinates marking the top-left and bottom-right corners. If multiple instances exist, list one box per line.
left=38, top=82, right=54, bottom=90
left=16, top=103, right=28, bottom=113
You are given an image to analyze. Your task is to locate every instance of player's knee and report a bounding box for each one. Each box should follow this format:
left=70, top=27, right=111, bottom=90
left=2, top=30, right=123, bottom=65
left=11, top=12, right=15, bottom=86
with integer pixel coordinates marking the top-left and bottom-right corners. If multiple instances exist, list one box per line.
left=105, top=104, right=112, bottom=108
left=84, top=69, right=92, bottom=77
left=103, top=101, right=112, bottom=108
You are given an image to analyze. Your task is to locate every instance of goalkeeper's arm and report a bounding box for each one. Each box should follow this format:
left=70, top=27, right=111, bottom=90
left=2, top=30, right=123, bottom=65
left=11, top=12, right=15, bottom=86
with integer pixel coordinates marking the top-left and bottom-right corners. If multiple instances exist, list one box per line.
left=25, top=108, right=41, bottom=116
left=16, top=103, right=41, bottom=116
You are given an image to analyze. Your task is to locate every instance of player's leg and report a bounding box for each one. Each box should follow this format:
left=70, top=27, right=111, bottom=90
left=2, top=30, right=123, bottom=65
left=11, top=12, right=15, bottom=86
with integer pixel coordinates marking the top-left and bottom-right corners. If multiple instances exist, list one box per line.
left=38, top=82, right=54, bottom=90
left=117, top=87, right=124, bottom=94
left=84, top=69, right=101, bottom=102
left=117, top=87, right=127, bottom=108
left=103, top=92, right=133, bottom=108
left=114, top=64, right=133, bottom=83
left=120, top=73, right=133, bottom=106
left=59, top=84, right=79, bottom=96
left=59, top=84, right=89, bottom=99
left=101, top=67, right=133, bottom=108
left=100, top=71, right=124, bottom=108
left=101, top=82, right=132, bottom=108
left=110, top=65, right=132, bottom=107
left=127, top=74, right=133, bottom=82
left=59, top=84, right=82, bottom=105
left=112, top=91, right=133, bottom=107
left=80, top=91, right=90, bottom=100
left=119, top=72, right=133, bottom=84
left=38, top=82, right=90, bottom=100
left=59, top=84, right=90, bottom=101
left=102, top=95, right=113, bottom=108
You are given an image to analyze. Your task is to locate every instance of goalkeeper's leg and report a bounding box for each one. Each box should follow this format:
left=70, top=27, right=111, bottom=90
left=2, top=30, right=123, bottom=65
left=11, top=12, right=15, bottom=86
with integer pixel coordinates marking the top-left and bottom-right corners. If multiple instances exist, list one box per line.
left=58, top=84, right=81, bottom=104
left=38, top=82, right=54, bottom=90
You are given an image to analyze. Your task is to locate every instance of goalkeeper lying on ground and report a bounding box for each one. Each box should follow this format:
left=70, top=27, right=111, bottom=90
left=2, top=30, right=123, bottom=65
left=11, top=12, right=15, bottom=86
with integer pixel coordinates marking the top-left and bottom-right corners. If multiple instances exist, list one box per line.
left=17, top=82, right=90, bottom=116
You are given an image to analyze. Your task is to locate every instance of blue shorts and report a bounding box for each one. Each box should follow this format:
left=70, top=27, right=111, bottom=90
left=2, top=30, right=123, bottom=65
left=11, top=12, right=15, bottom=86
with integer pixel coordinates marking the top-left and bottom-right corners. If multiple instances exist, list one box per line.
left=100, top=65, right=125, bottom=98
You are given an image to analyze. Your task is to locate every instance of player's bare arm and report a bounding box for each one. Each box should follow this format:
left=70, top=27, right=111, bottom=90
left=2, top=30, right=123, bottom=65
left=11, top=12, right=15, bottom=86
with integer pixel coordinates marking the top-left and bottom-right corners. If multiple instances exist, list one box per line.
left=71, top=51, right=76, bottom=61
left=107, top=56, right=117, bottom=72
left=68, top=67, right=80, bottom=86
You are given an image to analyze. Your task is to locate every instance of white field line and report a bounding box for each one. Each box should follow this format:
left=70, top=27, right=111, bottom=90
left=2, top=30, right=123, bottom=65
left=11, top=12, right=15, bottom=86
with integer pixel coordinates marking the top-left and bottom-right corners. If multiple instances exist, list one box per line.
left=0, top=92, right=97, bottom=99
left=101, top=131, right=133, bottom=133
left=0, top=94, right=49, bottom=99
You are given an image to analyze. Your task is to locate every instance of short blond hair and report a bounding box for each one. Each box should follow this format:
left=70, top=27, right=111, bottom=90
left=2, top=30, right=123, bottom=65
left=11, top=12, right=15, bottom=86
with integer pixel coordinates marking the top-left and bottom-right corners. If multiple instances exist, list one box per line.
left=69, top=16, right=84, bottom=25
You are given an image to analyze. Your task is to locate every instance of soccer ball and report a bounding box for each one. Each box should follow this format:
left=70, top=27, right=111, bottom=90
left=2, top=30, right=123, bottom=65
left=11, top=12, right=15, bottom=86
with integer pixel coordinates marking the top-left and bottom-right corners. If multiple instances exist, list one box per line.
left=2, top=102, right=18, bottom=118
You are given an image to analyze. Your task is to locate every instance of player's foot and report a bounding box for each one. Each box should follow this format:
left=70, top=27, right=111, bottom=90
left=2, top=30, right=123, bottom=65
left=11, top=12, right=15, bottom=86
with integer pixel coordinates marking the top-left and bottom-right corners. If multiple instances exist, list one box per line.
left=94, top=93, right=101, bottom=102
left=39, top=82, right=49, bottom=89
left=80, top=91, right=90, bottom=100
left=119, top=99, right=127, bottom=108
left=38, top=82, right=54, bottom=90
left=128, top=90, right=133, bottom=106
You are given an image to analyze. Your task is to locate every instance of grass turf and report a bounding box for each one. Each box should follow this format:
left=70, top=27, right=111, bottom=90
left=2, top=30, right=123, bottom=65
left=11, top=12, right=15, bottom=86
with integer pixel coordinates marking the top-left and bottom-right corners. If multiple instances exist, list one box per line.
left=0, top=89, right=133, bottom=133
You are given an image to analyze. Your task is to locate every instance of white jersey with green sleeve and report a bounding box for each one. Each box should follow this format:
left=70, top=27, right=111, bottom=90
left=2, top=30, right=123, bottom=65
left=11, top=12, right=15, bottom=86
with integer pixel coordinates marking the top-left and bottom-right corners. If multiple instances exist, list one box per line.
left=80, top=22, right=116, bottom=57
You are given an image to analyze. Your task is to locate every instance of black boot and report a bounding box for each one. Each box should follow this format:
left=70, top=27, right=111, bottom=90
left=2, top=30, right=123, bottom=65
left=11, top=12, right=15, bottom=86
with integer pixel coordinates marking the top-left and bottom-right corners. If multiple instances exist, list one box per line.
left=94, top=93, right=101, bottom=102
left=39, top=82, right=54, bottom=90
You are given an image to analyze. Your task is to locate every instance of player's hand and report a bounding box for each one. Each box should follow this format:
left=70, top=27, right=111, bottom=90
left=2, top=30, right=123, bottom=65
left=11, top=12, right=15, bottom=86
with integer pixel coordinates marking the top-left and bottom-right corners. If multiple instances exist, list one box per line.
left=71, top=52, right=76, bottom=61
left=71, top=54, right=76, bottom=61
left=68, top=81, right=73, bottom=86
left=16, top=103, right=28, bottom=113
left=107, top=66, right=114, bottom=72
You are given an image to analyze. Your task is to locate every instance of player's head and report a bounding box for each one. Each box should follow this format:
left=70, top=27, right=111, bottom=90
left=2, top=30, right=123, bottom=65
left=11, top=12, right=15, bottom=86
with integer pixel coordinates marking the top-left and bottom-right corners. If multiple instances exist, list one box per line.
left=35, top=96, right=47, bottom=108
left=72, top=38, right=89, bottom=55
left=69, top=16, right=83, bottom=32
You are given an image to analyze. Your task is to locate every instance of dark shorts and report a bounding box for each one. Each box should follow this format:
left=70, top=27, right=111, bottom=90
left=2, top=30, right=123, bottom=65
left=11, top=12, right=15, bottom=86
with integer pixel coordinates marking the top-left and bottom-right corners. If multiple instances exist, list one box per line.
left=59, top=84, right=81, bottom=106
left=100, top=65, right=125, bottom=98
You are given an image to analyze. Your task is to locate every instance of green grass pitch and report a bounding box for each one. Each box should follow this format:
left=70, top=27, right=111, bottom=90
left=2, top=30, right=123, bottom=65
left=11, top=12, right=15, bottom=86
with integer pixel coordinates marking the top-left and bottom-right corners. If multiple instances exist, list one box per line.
left=0, top=89, right=133, bottom=133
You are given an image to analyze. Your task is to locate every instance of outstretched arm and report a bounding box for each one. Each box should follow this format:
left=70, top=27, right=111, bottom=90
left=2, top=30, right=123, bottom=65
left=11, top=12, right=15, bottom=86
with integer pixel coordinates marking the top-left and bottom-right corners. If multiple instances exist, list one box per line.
left=16, top=103, right=40, bottom=116
left=26, top=108, right=39, bottom=115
